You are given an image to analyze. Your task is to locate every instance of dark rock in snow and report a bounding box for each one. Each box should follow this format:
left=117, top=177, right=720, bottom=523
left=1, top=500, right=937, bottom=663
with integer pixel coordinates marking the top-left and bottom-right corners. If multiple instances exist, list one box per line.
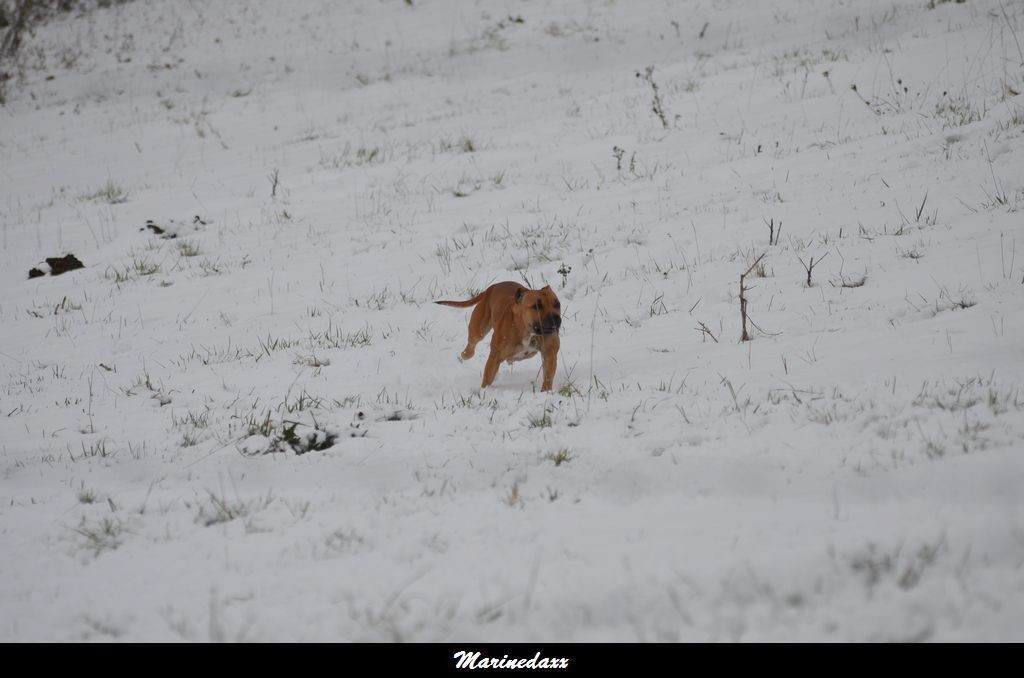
left=47, top=254, right=85, bottom=275
left=29, top=254, right=84, bottom=279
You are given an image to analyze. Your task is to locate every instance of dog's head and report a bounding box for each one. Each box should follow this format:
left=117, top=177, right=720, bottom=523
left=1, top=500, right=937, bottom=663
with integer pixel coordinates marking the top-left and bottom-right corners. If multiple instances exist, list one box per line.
left=515, top=285, right=562, bottom=336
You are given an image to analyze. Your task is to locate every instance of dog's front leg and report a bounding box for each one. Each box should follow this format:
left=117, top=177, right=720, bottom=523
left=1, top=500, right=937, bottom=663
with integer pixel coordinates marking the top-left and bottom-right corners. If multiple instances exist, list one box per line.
left=481, top=352, right=502, bottom=388
left=540, top=336, right=559, bottom=392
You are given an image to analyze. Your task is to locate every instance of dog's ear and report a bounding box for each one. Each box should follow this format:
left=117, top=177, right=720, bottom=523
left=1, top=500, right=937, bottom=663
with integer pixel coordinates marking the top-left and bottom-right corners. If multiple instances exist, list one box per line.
left=542, top=285, right=551, bottom=291
left=515, top=288, right=525, bottom=303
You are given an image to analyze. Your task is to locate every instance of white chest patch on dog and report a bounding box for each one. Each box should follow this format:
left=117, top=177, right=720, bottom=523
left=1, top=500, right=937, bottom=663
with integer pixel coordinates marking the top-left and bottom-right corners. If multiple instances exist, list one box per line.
left=507, top=335, right=541, bottom=363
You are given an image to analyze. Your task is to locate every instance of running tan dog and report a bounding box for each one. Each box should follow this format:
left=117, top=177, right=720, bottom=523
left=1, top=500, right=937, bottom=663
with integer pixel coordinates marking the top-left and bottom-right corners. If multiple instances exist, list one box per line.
left=436, top=281, right=561, bottom=391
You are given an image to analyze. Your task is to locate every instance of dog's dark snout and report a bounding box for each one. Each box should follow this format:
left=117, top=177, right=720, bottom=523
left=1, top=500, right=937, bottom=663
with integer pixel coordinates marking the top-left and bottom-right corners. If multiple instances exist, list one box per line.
left=542, top=314, right=561, bottom=333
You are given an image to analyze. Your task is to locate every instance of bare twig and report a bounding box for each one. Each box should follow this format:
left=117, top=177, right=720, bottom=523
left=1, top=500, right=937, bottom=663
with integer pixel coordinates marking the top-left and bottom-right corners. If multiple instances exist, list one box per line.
left=612, top=146, right=625, bottom=171
left=798, top=252, right=828, bottom=287
left=696, top=321, right=719, bottom=343
left=268, top=168, right=280, bottom=199
left=915, top=191, right=928, bottom=222
left=636, top=65, right=669, bottom=129
left=983, top=141, right=1009, bottom=206
left=740, top=253, right=767, bottom=342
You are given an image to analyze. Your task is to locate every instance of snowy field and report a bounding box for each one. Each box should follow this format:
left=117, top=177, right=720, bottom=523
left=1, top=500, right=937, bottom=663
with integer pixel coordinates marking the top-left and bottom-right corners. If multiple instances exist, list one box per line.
left=1, top=0, right=1023, bottom=641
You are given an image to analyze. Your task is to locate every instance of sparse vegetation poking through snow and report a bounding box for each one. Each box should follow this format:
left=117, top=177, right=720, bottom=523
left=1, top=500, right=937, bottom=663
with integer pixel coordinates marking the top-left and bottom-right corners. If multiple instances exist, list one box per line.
left=306, top=322, right=372, bottom=350
left=435, top=134, right=477, bottom=154
left=557, top=380, right=582, bottom=398
left=609, top=145, right=672, bottom=181
left=195, top=487, right=272, bottom=527
left=933, top=92, right=985, bottom=129
left=105, top=254, right=160, bottom=284
left=981, top=141, right=1011, bottom=209
left=74, top=517, right=126, bottom=556
left=72, top=439, right=113, bottom=461
left=1, top=0, right=65, bottom=103
left=255, top=334, right=300, bottom=361
left=176, top=239, right=200, bottom=258
left=83, top=179, right=129, bottom=205
left=319, top=143, right=390, bottom=170
left=769, top=46, right=848, bottom=78
left=912, top=375, right=1022, bottom=415
left=849, top=75, right=922, bottom=117
left=848, top=537, right=945, bottom=598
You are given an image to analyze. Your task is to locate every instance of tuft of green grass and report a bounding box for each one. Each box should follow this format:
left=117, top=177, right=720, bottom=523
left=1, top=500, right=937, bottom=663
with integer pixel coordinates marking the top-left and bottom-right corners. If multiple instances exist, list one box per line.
left=324, top=528, right=365, bottom=554
left=307, top=323, right=372, bottom=350
left=74, top=517, right=125, bottom=555
left=255, top=334, right=301, bottom=361
left=436, top=134, right=478, bottom=154
left=196, top=490, right=265, bottom=527
left=174, top=409, right=209, bottom=428
left=74, top=439, right=113, bottom=461
left=177, top=239, right=201, bottom=257
left=106, top=256, right=160, bottom=284
left=133, top=256, right=159, bottom=275
left=527, top=409, right=553, bottom=429
left=933, top=93, right=985, bottom=129
left=544, top=448, right=573, bottom=466
left=198, top=258, right=223, bottom=276
left=558, top=381, right=582, bottom=398
left=173, top=343, right=246, bottom=368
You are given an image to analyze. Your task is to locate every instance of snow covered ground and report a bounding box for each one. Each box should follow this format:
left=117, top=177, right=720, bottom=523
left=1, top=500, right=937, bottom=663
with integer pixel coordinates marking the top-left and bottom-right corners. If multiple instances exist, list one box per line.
left=1, top=0, right=1023, bottom=641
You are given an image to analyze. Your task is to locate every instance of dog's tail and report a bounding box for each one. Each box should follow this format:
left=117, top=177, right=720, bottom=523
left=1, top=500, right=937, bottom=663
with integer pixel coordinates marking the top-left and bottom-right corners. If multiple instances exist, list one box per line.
left=434, top=291, right=485, bottom=308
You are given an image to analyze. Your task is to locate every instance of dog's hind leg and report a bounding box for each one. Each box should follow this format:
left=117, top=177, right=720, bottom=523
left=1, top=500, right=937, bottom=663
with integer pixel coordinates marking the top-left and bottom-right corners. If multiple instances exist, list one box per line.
left=460, top=303, right=492, bottom=361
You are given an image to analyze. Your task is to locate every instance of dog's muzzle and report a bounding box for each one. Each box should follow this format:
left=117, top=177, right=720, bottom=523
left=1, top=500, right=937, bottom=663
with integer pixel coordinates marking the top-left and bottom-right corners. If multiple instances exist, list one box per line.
left=533, top=315, right=561, bottom=335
